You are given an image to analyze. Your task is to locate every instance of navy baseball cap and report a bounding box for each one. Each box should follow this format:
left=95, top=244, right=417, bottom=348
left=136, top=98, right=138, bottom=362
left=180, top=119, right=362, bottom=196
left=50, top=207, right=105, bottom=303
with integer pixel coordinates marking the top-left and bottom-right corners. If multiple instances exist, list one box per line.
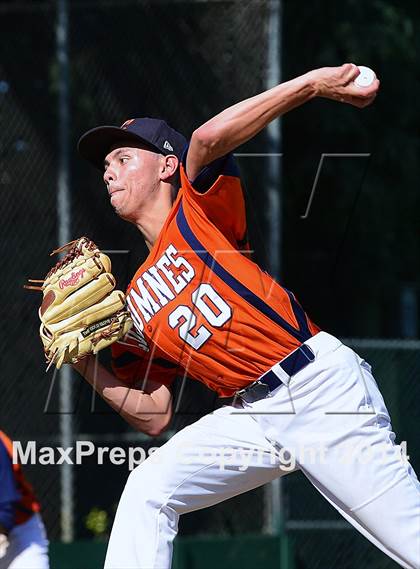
left=77, top=117, right=187, bottom=170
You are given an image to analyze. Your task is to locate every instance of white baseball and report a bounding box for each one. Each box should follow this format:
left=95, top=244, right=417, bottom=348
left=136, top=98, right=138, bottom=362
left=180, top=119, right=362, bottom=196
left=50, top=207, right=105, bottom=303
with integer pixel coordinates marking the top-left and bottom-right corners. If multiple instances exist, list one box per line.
left=354, top=66, right=376, bottom=87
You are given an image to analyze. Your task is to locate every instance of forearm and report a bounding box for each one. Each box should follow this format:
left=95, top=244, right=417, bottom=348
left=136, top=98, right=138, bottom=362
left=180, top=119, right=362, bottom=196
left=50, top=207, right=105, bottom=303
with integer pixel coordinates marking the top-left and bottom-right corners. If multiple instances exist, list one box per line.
left=193, top=72, right=316, bottom=160
left=188, top=64, right=378, bottom=178
left=73, top=356, right=172, bottom=435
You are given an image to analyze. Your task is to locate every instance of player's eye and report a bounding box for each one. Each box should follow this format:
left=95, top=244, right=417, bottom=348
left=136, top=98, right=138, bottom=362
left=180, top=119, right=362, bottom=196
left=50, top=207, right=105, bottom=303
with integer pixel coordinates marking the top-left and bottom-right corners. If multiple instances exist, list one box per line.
left=120, top=156, right=129, bottom=164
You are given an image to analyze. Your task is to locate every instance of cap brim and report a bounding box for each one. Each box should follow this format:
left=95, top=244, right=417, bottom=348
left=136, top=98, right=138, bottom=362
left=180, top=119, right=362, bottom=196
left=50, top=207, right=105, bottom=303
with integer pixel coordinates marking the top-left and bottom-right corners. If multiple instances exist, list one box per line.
left=77, top=126, right=160, bottom=171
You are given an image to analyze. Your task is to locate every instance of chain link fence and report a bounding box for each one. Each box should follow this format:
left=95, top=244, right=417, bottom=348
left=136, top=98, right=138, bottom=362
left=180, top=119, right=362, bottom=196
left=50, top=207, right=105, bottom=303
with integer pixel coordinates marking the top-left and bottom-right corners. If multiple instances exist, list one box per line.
left=0, top=0, right=271, bottom=544
left=0, top=2, right=418, bottom=568
left=0, top=1, right=61, bottom=536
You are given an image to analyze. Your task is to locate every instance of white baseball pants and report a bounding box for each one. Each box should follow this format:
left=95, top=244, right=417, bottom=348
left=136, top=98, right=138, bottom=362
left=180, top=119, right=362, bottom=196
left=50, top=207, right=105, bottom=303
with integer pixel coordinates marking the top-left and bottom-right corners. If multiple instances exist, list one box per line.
left=105, top=332, right=420, bottom=569
left=0, top=514, right=49, bottom=569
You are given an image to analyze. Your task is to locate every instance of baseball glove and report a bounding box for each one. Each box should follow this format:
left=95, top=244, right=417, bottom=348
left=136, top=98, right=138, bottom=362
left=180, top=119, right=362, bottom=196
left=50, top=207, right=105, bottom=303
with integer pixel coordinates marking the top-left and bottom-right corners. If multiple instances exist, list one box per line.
left=26, top=237, right=133, bottom=370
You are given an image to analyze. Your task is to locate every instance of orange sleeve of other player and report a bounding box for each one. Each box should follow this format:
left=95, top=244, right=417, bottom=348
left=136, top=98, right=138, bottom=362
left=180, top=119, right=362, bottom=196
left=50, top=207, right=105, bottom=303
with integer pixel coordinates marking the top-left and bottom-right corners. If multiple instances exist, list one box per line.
left=0, top=431, right=40, bottom=525
left=181, top=148, right=249, bottom=252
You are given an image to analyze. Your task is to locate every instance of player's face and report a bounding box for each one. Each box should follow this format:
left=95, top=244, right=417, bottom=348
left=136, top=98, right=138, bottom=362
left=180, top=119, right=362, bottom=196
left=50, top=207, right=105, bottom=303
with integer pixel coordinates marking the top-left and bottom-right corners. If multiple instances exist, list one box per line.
left=103, top=142, right=162, bottom=222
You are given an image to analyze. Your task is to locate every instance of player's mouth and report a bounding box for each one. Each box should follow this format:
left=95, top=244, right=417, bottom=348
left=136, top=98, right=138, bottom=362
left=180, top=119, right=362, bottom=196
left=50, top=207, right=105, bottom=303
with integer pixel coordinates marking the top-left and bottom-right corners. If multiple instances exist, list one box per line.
left=109, top=187, right=124, bottom=198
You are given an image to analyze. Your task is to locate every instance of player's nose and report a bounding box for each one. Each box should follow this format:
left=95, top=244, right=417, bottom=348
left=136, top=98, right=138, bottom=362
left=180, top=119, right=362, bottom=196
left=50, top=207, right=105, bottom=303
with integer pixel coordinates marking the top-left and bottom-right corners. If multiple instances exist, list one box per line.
left=103, top=167, right=115, bottom=185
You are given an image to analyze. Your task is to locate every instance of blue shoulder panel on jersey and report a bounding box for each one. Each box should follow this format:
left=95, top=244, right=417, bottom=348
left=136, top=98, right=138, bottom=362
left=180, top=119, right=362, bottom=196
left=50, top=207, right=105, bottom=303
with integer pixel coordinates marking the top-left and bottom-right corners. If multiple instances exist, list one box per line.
left=176, top=202, right=311, bottom=343
left=0, top=440, right=19, bottom=530
left=181, top=143, right=239, bottom=194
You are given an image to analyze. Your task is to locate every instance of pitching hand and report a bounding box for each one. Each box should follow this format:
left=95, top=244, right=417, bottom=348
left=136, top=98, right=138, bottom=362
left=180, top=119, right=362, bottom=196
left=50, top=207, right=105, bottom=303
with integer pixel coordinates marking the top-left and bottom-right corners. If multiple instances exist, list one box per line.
left=311, top=63, right=380, bottom=108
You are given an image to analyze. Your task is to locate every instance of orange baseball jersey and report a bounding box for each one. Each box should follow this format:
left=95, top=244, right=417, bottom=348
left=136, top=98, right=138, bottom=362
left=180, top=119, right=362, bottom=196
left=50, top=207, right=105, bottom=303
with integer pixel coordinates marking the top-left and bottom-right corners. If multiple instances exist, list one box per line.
left=113, top=151, right=320, bottom=397
left=0, top=431, right=40, bottom=526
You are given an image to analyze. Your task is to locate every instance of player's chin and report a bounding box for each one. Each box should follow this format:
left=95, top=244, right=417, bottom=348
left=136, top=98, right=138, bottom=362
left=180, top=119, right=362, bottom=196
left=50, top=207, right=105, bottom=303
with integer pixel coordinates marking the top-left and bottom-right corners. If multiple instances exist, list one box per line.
left=110, top=190, right=124, bottom=204
left=111, top=204, right=128, bottom=221
left=110, top=192, right=126, bottom=215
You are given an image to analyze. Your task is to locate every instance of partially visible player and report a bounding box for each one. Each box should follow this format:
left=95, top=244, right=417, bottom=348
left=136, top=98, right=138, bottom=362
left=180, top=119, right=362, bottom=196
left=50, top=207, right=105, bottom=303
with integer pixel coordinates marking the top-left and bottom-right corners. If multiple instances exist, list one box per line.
left=0, top=431, right=49, bottom=569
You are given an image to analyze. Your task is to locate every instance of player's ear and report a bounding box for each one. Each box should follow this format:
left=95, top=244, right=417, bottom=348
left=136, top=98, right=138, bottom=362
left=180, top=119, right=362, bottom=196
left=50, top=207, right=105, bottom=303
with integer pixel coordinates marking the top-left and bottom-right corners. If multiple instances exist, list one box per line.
left=160, top=155, right=179, bottom=182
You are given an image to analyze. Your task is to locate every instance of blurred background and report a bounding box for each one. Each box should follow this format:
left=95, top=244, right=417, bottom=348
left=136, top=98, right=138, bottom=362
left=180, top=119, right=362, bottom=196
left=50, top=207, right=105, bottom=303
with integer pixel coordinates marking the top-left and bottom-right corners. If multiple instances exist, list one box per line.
left=1, top=0, right=420, bottom=567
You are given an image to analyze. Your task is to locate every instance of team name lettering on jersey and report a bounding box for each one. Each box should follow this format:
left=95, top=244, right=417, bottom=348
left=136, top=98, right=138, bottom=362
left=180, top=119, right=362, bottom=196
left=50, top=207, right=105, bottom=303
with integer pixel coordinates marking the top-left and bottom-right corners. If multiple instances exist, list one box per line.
left=127, top=245, right=195, bottom=332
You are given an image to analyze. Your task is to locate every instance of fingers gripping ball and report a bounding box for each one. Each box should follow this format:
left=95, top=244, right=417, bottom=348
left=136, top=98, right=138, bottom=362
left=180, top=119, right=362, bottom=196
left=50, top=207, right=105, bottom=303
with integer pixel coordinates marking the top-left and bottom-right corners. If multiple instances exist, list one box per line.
left=354, top=66, right=376, bottom=87
left=27, top=237, right=133, bottom=369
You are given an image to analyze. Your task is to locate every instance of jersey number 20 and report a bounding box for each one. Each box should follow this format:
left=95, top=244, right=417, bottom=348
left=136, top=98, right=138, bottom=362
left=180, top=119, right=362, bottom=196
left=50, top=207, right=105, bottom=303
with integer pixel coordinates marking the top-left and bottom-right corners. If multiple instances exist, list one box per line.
left=168, top=284, right=232, bottom=350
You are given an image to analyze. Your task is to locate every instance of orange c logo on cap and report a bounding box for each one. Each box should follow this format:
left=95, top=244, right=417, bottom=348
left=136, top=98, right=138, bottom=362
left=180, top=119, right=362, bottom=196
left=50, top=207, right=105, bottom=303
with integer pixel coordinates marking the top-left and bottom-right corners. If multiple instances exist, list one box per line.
left=121, top=119, right=135, bottom=129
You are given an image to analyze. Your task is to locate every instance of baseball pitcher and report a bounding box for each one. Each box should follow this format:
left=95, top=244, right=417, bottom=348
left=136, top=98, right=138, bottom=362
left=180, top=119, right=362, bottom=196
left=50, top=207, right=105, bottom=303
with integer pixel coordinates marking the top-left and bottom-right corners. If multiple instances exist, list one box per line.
left=38, top=64, right=419, bottom=568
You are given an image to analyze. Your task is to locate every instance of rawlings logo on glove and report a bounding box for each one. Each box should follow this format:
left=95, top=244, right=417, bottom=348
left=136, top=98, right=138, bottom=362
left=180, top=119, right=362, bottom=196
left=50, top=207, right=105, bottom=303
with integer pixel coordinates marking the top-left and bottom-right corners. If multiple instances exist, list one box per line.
left=59, top=268, right=86, bottom=289
left=25, top=237, right=133, bottom=369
